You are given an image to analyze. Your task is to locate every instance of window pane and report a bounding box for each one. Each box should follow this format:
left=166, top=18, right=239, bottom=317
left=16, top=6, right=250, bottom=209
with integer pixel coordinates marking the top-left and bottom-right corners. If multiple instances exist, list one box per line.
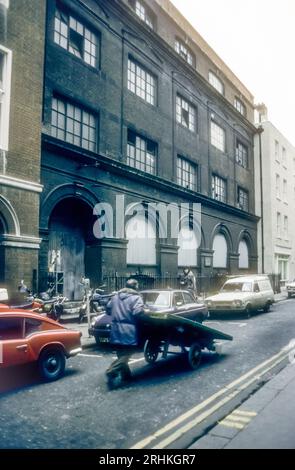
left=128, top=58, right=156, bottom=105
left=175, top=38, right=195, bottom=67
left=211, top=121, right=225, bottom=152
left=236, top=141, right=248, bottom=168
left=212, top=175, right=226, bottom=203
left=209, top=71, right=224, bottom=94
left=0, top=318, right=23, bottom=340
left=127, top=130, right=156, bottom=174
left=55, top=8, right=98, bottom=68
left=51, top=96, right=96, bottom=151
left=176, top=95, right=196, bottom=132
left=177, top=156, right=196, bottom=190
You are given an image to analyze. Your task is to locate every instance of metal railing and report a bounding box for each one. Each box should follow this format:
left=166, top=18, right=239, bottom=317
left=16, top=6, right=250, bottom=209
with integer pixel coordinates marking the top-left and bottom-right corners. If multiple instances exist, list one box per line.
left=101, top=272, right=282, bottom=297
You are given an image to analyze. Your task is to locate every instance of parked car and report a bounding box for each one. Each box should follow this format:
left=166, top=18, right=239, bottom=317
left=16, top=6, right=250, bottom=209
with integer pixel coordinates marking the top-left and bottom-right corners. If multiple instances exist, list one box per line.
left=204, top=275, right=274, bottom=317
left=0, top=311, right=82, bottom=381
left=89, top=289, right=208, bottom=345
left=285, top=279, right=295, bottom=298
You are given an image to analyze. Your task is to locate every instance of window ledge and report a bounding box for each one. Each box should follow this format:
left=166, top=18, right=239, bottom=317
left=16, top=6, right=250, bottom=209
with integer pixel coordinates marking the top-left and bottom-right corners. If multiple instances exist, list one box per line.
left=52, top=43, right=101, bottom=75
left=176, top=121, right=197, bottom=135
left=127, top=89, right=157, bottom=109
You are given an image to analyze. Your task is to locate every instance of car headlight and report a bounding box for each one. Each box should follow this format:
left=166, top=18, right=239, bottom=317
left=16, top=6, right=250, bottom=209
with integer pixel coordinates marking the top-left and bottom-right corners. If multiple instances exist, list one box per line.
left=206, top=300, right=212, bottom=307
left=232, top=300, right=243, bottom=307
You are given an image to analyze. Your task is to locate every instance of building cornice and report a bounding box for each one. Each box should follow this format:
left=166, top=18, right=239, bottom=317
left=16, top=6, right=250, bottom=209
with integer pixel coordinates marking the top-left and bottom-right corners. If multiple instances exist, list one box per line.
left=0, top=174, right=43, bottom=193
left=0, top=234, right=42, bottom=249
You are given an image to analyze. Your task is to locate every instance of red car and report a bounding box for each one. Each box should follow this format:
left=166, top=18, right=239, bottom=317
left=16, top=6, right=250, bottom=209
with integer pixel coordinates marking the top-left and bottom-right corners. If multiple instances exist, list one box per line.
left=0, top=311, right=82, bottom=381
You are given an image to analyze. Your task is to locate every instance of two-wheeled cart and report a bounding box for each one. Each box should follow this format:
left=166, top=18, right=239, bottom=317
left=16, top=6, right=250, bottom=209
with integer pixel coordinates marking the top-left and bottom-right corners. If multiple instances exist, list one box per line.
left=139, top=313, right=233, bottom=370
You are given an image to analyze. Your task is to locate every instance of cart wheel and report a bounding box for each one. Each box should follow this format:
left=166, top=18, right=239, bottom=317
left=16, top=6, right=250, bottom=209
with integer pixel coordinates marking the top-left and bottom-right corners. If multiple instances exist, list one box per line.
left=144, top=340, right=159, bottom=364
left=188, top=342, right=202, bottom=370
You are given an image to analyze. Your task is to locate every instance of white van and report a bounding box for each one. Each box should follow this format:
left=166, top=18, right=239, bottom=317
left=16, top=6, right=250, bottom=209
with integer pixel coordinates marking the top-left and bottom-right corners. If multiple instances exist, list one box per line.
left=205, top=275, right=274, bottom=317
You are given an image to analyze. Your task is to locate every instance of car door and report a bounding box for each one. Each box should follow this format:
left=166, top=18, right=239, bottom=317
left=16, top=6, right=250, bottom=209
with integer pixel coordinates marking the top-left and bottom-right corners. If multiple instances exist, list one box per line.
left=23, top=317, right=44, bottom=361
left=181, top=291, right=201, bottom=320
left=252, top=282, right=263, bottom=309
left=172, top=291, right=185, bottom=315
left=0, top=316, right=29, bottom=367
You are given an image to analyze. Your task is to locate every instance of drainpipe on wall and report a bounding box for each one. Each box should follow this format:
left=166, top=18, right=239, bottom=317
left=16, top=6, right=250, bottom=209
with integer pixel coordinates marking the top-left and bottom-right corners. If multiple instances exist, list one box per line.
left=257, top=125, right=264, bottom=273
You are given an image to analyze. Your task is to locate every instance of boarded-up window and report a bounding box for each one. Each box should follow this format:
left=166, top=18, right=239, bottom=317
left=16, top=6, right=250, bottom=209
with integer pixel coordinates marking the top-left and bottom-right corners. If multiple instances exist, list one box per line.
left=178, top=227, right=198, bottom=267
left=213, top=234, right=227, bottom=268
left=126, top=214, right=156, bottom=265
left=238, top=240, right=249, bottom=269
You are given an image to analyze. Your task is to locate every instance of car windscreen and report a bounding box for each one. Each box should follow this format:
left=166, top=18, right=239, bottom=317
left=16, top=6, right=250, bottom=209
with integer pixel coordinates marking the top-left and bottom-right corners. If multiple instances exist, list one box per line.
left=141, top=292, right=170, bottom=307
left=221, top=282, right=252, bottom=293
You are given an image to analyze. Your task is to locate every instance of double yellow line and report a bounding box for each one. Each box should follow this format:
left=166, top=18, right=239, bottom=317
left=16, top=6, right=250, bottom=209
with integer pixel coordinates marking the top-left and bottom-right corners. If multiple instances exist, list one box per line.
left=131, top=345, right=293, bottom=449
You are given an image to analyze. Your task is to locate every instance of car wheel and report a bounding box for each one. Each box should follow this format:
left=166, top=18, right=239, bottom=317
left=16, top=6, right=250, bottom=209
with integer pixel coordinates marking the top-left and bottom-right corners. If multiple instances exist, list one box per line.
left=38, top=348, right=66, bottom=381
left=288, top=292, right=292, bottom=299
left=263, top=302, right=271, bottom=313
left=144, top=340, right=159, bottom=364
left=188, top=342, right=202, bottom=370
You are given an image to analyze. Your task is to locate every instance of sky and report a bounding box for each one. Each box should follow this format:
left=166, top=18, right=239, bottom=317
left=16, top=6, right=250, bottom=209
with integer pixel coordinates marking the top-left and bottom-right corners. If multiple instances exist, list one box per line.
left=170, top=0, right=295, bottom=146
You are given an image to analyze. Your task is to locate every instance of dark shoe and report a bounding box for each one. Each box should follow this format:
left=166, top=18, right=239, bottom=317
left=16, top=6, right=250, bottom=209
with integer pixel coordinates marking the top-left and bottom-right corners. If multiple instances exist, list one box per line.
left=106, top=370, right=123, bottom=389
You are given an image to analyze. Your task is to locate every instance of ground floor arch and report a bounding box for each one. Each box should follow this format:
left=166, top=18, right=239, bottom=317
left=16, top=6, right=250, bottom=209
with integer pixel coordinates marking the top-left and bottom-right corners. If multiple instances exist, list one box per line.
left=46, top=197, right=99, bottom=299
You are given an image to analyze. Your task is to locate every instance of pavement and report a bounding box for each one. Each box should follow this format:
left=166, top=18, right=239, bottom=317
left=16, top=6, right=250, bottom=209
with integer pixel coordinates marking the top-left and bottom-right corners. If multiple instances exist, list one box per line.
left=190, top=361, right=295, bottom=449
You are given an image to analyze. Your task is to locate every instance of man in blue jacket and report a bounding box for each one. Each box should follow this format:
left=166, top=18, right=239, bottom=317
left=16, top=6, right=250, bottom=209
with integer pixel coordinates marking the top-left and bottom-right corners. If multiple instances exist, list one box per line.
left=105, top=278, right=144, bottom=388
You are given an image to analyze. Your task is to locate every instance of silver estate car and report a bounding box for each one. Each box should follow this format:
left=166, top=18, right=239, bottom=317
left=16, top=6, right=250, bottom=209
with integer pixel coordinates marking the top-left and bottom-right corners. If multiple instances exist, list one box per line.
left=205, top=275, right=274, bottom=317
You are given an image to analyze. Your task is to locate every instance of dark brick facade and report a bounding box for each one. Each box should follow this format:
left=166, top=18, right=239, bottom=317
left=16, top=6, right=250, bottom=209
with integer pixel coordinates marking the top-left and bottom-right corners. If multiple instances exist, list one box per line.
left=0, top=0, right=45, bottom=295
left=39, top=0, right=258, bottom=296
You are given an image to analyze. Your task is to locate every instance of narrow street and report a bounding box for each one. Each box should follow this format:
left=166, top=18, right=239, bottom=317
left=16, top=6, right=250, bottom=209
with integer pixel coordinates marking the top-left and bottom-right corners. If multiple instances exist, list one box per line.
left=1, top=297, right=295, bottom=449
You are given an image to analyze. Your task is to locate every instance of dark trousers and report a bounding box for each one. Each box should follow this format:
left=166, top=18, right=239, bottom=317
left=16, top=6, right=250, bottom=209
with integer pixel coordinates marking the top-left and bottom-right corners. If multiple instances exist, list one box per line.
left=106, top=345, right=137, bottom=377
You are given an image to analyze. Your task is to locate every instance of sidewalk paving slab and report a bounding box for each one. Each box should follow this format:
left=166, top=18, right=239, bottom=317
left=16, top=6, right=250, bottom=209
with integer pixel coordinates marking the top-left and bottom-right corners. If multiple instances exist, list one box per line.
left=190, top=363, right=295, bottom=449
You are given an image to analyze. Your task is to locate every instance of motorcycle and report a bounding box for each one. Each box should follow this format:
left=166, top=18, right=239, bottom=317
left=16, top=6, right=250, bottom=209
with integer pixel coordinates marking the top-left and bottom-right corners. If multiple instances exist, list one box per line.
left=78, top=285, right=115, bottom=324
left=12, top=281, right=66, bottom=319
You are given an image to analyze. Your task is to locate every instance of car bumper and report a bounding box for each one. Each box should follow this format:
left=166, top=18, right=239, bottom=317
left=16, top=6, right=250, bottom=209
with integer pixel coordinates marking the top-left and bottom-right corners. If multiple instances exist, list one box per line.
left=89, top=327, right=110, bottom=341
left=208, top=307, right=246, bottom=314
left=68, top=347, right=82, bottom=357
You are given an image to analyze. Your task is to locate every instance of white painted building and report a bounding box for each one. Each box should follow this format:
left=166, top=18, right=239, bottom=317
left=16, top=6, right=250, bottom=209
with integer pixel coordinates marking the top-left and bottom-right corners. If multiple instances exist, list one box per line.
left=254, top=105, right=295, bottom=281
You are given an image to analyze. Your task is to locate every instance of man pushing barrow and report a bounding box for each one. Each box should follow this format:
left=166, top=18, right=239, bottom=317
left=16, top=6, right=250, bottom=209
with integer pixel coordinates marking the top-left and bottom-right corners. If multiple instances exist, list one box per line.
left=105, top=279, right=232, bottom=388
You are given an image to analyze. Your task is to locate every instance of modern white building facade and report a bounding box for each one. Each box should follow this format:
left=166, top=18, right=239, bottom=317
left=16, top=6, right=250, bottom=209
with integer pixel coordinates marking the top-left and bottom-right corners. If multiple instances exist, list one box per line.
left=254, top=106, right=295, bottom=281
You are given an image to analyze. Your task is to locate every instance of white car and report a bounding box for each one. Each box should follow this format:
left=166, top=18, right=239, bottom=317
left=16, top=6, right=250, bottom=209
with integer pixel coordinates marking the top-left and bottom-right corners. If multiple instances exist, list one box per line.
left=205, top=275, right=274, bottom=317
left=286, top=280, right=295, bottom=298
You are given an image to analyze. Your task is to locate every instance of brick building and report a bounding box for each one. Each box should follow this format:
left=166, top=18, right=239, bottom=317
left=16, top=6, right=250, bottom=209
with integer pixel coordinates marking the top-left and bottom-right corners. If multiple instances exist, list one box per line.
left=39, top=0, right=259, bottom=298
left=0, top=0, right=45, bottom=295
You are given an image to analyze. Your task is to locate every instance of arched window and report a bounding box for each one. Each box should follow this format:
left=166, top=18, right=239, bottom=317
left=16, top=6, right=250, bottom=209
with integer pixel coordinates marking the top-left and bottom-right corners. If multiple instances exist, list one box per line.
left=238, top=240, right=249, bottom=269
left=213, top=233, right=228, bottom=268
left=177, top=227, right=198, bottom=267
left=126, top=214, right=156, bottom=265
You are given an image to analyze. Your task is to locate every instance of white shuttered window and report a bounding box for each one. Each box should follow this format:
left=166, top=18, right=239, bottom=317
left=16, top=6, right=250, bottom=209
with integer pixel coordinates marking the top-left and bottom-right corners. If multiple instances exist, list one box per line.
left=213, top=234, right=228, bottom=268
left=126, top=214, right=156, bottom=265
